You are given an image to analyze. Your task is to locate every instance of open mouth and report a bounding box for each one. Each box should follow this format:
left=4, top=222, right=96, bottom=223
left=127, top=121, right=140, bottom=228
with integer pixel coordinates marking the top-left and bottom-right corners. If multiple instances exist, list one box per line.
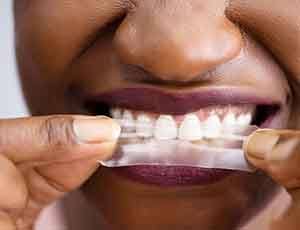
left=84, top=87, right=281, bottom=186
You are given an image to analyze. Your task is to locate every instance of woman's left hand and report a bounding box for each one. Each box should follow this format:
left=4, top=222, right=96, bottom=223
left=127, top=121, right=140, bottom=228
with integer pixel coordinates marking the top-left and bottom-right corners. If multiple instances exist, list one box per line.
left=245, top=129, right=300, bottom=229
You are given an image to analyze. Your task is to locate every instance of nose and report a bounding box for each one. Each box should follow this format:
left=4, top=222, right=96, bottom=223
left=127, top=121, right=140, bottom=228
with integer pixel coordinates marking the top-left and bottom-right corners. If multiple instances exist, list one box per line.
left=114, top=0, right=243, bottom=82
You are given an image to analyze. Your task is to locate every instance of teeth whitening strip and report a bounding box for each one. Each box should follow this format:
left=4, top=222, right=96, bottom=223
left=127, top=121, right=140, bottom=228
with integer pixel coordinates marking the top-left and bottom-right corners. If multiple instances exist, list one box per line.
left=99, top=121, right=257, bottom=172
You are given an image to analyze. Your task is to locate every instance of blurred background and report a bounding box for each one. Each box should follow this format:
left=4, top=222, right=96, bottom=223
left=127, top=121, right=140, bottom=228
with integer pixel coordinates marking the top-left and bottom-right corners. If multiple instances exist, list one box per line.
left=1, top=0, right=28, bottom=118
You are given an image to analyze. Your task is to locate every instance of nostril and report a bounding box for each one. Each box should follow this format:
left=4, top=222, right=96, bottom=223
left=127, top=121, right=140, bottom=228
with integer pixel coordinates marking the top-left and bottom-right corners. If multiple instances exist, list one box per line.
left=121, top=64, right=216, bottom=85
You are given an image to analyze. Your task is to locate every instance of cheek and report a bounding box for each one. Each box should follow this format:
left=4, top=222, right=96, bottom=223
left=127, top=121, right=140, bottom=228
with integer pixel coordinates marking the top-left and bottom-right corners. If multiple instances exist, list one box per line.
left=227, top=0, right=300, bottom=82
left=68, top=33, right=122, bottom=90
left=14, top=0, right=127, bottom=81
left=14, top=0, right=128, bottom=115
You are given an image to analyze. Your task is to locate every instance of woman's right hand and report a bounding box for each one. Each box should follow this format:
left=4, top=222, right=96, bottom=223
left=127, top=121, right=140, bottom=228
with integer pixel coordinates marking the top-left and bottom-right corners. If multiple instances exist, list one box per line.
left=0, top=115, right=120, bottom=230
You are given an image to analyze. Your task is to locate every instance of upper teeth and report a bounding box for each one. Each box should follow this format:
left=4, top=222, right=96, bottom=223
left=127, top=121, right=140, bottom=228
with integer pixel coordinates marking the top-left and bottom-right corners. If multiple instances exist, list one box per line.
left=136, top=114, right=154, bottom=138
left=223, top=112, right=236, bottom=127
left=123, top=109, right=134, bottom=121
left=154, top=115, right=178, bottom=140
left=202, top=114, right=222, bottom=138
left=110, top=108, right=253, bottom=140
left=110, top=108, right=122, bottom=119
left=237, top=114, right=252, bottom=126
left=222, top=112, right=237, bottom=133
left=178, top=114, right=203, bottom=141
left=122, top=109, right=135, bottom=132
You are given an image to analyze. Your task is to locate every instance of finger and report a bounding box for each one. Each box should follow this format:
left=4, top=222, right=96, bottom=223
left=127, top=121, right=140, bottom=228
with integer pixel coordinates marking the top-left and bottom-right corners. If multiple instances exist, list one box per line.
left=0, top=115, right=120, bottom=223
left=0, top=115, right=120, bottom=164
left=244, top=129, right=300, bottom=190
left=0, top=154, right=30, bottom=229
left=0, top=155, right=27, bottom=212
left=0, top=211, right=15, bottom=230
left=21, top=141, right=116, bottom=202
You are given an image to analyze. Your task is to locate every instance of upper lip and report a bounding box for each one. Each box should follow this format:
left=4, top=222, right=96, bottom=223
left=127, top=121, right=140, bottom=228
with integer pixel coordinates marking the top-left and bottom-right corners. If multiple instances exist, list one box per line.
left=83, top=86, right=283, bottom=115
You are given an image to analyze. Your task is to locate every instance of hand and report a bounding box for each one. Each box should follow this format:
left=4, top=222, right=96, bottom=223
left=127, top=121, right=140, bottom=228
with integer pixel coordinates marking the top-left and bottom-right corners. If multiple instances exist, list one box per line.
left=0, top=115, right=120, bottom=230
left=245, top=129, right=300, bottom=229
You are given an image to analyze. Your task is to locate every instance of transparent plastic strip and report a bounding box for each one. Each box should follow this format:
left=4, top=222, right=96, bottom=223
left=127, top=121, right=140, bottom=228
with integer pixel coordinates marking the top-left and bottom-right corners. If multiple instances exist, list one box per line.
left=120, top=132, right=247, bottom=141
left=99, top=125, right=258, bottom=172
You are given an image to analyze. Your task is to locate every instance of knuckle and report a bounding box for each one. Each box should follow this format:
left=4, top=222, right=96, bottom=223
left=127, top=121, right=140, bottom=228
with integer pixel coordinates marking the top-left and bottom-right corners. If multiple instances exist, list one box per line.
left=40, top=116, right=77, bottom=149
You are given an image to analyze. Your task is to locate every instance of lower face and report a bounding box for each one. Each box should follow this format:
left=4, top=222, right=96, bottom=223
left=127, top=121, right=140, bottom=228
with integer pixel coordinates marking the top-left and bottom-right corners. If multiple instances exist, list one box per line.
left=15, top=1, right=295, bottom=229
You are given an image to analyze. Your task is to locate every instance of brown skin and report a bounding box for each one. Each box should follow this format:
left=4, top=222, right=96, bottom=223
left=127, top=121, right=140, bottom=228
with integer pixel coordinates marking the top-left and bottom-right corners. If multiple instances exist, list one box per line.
left=2, top=0, right=298, bottom=229
left=0, top=116, right=120, bottom=229
left=245, top=129, right=300, bottom=230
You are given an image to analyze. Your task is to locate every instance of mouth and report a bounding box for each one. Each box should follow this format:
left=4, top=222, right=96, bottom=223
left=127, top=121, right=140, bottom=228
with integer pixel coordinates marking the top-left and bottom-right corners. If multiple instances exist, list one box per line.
left=84, top=87, right=283, bottom=186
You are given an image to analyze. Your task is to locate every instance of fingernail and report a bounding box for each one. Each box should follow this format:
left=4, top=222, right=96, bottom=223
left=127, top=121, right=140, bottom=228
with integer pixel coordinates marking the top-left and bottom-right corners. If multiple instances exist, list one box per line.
left=244, top=129, right=280, bottom=160
left=73, top=116, right=121, bottom=143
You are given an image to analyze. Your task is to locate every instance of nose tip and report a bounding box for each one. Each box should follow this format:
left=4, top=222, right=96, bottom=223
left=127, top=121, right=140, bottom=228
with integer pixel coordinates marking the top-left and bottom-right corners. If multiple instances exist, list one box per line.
left=114, top=7, right=243, bottom=82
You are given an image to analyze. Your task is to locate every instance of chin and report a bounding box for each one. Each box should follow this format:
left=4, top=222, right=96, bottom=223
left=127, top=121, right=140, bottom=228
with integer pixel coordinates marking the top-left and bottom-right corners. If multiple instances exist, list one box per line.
left=81, top=162, right=280, bottom=230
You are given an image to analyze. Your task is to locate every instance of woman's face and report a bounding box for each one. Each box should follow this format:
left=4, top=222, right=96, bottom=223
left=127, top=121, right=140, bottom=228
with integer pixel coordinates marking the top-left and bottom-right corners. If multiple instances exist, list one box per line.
left=14, top=1, right=300, bottom=229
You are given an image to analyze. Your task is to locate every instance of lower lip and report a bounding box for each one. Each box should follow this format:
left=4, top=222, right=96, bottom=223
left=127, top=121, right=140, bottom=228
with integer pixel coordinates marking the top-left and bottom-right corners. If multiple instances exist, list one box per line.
left=113, top=166, right=240, bottom=186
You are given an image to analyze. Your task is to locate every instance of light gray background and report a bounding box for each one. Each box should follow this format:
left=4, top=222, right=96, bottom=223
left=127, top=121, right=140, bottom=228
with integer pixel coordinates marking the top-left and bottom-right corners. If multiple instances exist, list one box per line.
left=1, top=0, right=28, bottom=118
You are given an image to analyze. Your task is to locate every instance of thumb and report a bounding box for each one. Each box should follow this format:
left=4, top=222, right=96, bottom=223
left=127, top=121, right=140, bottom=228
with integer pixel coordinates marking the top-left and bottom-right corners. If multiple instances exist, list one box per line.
left=244, top=129, right=300, bottom=230
left=0, top=115, right=120, bottom=164
left=29, top=115, right=121, bottom=194
left=244, top=129, right=300, bottom=191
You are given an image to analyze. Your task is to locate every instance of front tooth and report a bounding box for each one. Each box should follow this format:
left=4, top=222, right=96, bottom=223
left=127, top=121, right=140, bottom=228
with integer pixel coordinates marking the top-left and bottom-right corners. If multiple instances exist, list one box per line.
left=154, top=115, right=178, bottom=140
left=236, top=114, right=252, bottom=126
left=110, top=108, right=122, bottom=119
left=222, top=112, right=236, bottom=133
left=203, top=114, right=222, bottom=138
left=136, top=114, right=153, bottom=138
left=122, top=110, right=135, bottom=130
left=123, top=110, right=134, bottom=120
left=179, top=114, right=203, bottom=141
left=223, top=112, right=236, bottom=127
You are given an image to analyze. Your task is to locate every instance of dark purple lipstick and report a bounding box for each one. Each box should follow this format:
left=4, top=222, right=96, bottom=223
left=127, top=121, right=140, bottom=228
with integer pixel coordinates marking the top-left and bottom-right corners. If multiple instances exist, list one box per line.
left=84, top=87, right=282, bottom=115
left=114, top=166, right=235, bottom=186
